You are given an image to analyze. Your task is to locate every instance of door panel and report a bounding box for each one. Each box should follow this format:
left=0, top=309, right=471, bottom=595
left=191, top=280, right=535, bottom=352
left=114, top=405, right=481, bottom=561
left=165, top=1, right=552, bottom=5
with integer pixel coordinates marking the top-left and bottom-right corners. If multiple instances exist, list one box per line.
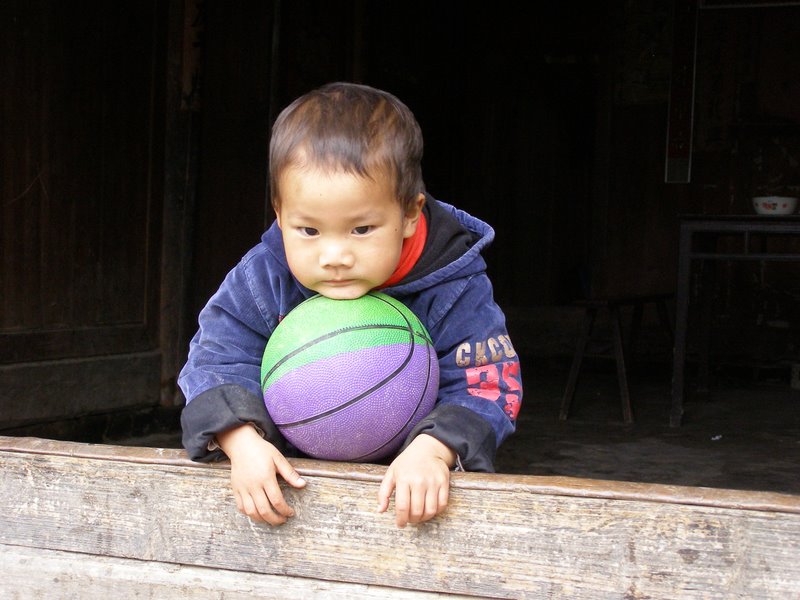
left=0, top=1, right=164, bottom=427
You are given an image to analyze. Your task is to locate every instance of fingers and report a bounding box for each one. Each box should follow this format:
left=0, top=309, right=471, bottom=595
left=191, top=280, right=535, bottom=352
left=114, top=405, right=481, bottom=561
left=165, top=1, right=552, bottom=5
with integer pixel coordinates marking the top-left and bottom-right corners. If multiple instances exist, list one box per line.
left=236, top=482, right=292, bottom=526
left=393, top=486, right=433, bottom=527
left=420, top=486, right=443, bottom=522
left=233, top=470, right=305, bottom=526
left=392, top=482, right=411, bottom=528
left=224, top=435, right=307, bottom=527
left=275, top=455, right=307, bottom=489
left=376, top=468, right=396, bottom=514
left=438, top=481, right=450, bottom=513
left=390, top=480, right=449, bottom=528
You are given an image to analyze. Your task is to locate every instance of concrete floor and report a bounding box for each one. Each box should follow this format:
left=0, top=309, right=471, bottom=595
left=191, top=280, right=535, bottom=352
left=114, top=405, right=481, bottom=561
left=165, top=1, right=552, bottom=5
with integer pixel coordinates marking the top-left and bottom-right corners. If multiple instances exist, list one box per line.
left=495, top=355, right=800, bottom=496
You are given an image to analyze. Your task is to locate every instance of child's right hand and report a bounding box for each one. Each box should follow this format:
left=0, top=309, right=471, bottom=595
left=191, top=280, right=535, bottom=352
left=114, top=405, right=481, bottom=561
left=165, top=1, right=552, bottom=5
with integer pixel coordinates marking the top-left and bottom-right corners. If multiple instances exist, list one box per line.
left=216, top=424, right=306, bottom=526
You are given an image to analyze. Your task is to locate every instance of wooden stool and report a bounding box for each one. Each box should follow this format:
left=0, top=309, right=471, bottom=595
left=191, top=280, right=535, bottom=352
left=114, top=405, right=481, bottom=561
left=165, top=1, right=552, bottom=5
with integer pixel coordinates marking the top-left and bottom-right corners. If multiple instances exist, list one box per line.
left=559, top=294, right=674, bottom=424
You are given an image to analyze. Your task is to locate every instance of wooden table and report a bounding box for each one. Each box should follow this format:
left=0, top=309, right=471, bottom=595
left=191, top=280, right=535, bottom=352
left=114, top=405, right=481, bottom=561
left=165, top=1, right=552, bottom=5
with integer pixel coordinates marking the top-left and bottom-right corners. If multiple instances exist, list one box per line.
left=670, top=214, right=800, bottom=427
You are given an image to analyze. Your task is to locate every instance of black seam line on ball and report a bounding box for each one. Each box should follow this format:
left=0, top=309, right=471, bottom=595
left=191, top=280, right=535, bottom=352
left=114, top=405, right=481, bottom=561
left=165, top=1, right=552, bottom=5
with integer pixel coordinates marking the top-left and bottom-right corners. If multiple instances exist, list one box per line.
left=351, top=344, right=435, bottom=462
left=371, top=294, right=434, bottom=345
left=276, top=308, right=417, bottom=429
left=261, top=323, right=419, bottom=389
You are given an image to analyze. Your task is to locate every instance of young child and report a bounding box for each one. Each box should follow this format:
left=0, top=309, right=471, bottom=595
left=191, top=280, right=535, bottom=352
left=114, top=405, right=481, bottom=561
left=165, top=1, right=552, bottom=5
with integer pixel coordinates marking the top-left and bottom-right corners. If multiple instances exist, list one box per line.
left=179, top=82, right=522, bottom=528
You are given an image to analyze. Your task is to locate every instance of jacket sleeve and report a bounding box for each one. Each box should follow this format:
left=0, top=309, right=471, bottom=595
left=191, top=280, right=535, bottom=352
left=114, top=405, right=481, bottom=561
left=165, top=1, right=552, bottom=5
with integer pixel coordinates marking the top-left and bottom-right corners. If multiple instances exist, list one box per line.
left=177, top=253, right=290, bottom=461
left=400, top=274, right=522, bottom=472
left=180, top=384, right=284, bottom=462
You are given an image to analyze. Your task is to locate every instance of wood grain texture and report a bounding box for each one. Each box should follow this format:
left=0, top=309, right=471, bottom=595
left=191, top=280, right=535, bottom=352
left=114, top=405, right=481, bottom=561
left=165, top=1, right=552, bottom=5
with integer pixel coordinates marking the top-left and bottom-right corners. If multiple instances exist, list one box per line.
left=0, top=1, right=161, bottom=342
left=0, top=352, right=160, bottom=427
left=1, top=436, right=799, bottom=599
left=1, top=545, right=469, bottom=600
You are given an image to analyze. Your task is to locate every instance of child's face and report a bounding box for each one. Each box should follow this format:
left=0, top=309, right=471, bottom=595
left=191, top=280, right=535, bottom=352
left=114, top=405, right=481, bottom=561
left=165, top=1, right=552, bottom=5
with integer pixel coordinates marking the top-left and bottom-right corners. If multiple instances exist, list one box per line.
left=275, top=165, right=423, bottom=300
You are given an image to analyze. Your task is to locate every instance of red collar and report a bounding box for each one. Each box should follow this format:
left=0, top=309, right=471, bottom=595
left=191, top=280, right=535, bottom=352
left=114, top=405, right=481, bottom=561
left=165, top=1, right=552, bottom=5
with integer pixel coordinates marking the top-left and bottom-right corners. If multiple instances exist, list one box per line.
left=379, top=212, right=428, bottom=288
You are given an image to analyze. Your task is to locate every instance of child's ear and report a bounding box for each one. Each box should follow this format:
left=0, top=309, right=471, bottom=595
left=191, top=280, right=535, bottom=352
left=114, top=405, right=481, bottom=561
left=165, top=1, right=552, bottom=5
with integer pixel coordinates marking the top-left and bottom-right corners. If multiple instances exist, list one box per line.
left=402, top=193, right=426, bottom=238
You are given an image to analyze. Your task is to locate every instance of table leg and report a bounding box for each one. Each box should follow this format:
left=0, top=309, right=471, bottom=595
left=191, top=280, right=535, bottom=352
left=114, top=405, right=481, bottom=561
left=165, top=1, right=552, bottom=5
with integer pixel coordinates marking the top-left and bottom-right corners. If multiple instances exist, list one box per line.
left=697, top=262, right=714, bottom=393
left=671, top=225, right=692, bottom=427
left=610, top=305, right=633, bottom=425
left=559, top=307, right=597, bottom=421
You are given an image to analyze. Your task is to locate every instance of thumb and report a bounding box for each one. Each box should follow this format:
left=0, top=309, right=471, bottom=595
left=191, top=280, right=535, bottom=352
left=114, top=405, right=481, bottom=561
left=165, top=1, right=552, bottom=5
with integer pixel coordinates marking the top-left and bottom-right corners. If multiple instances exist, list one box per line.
left=275, top=456, right=306, bottom=488
left=376, top=467, right=395, bottom=513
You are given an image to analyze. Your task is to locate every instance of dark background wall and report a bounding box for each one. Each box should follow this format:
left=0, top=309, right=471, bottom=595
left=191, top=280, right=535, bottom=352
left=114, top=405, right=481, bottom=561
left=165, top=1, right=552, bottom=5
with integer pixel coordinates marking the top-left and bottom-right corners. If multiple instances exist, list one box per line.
left=190, top=1, right=614, bottom=315
left=2, top=0, right=799, bottom=435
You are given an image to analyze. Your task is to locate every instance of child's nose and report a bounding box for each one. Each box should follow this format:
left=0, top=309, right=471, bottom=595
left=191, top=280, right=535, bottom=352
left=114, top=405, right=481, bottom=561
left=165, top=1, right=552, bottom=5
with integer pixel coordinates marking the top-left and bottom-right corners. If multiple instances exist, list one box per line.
left=319, top=240, right=354, bottom=268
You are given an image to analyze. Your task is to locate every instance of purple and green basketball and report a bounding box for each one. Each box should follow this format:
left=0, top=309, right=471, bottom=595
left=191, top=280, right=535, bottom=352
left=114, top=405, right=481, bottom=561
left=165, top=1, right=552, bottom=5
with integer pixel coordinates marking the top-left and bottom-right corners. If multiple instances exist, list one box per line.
left=260, top=291, right=439, bottom=462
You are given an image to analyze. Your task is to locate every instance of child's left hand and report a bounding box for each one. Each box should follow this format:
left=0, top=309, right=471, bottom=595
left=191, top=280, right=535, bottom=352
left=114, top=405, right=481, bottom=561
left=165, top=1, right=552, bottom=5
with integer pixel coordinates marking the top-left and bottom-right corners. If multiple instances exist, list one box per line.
left=377, top=434, right=456, bottom=527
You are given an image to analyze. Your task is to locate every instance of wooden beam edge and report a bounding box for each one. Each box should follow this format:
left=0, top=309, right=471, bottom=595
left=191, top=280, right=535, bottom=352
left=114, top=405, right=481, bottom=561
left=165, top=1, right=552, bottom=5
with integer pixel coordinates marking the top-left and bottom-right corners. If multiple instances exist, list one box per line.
left=2, top=435, right=798, bottom=515
left=1, top=544, right=474, bottom=599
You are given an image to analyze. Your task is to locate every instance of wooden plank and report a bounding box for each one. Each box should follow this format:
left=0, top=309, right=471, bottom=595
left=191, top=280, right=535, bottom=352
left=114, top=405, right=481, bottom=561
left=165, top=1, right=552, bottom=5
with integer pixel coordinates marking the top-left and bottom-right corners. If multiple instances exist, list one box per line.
left=0, top=2, right=162, bottom=337
left=1, top=545, right=467, bottom=600
left=3, top=435, right=799, bottom=514
left=1, top=436, right=799, bottom=598
left=0, top=352, right=160, bottom=428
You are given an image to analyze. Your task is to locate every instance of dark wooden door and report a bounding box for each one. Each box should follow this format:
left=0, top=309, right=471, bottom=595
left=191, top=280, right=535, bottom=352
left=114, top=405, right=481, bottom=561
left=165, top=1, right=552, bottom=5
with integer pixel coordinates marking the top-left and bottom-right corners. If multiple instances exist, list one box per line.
left=1, top=2, right=165, bottom=429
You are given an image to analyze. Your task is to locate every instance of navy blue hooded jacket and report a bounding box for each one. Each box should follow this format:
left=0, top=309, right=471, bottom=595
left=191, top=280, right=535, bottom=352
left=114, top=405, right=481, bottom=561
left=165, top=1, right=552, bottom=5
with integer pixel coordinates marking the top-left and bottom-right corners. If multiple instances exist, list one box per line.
left=178, top=196, right=522, bottom=472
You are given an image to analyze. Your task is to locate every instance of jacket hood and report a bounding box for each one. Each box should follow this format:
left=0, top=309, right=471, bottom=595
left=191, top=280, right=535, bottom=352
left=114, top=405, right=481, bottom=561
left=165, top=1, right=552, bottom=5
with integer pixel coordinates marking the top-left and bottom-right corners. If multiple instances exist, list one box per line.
left=389, top=199, right=494, bottom=295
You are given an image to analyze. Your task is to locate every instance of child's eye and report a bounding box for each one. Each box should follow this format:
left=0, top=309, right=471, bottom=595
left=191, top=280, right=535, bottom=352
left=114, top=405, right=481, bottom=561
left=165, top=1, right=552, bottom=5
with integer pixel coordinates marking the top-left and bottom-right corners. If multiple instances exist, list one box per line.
left=352, top=225, right=372, bottom=235
left=300, top=227, right=319, bottom=237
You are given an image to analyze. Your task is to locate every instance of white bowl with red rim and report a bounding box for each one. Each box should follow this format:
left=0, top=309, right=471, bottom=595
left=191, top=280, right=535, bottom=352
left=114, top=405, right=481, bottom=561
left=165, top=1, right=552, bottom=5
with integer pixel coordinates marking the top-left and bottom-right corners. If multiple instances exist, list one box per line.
left=752, top=196, right=798, bottom=215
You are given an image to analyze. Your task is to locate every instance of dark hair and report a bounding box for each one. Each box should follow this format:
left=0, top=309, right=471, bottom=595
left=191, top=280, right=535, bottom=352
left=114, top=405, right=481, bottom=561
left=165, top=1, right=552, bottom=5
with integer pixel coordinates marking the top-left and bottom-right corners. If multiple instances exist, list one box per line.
left=269, top=82, right=425, bottom=212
